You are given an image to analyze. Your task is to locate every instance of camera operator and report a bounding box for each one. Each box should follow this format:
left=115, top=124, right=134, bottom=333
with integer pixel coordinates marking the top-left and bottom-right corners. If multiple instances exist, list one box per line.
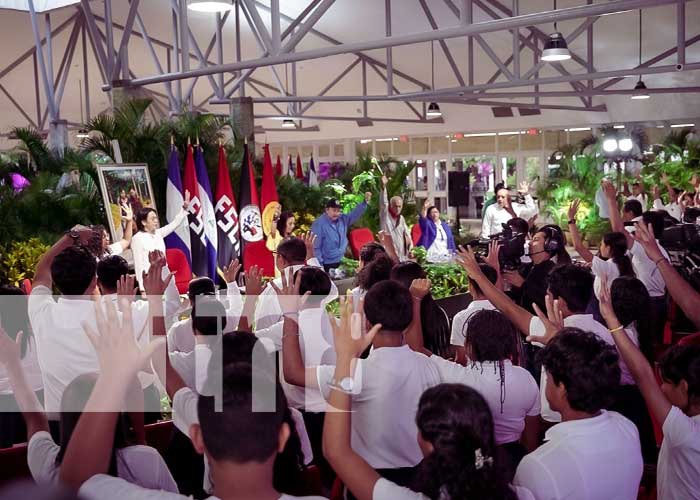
left=502, top=224, right=570, bottom=315
left=481, top=182, right=538, bottom=238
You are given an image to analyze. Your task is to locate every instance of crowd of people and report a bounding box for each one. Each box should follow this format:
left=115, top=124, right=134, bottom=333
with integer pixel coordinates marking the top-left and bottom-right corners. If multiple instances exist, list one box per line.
left=0, top=173, right=698, bottom=500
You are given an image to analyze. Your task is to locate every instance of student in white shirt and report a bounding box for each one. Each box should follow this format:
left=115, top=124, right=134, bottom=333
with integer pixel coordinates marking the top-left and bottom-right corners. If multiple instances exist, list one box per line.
left=450, top=263, right=498, bottom=364
left=131, top=192, right=189, bottom=290
left=622, top=199, right=644, bottom=233
left=254, top=236, right=335, bottom=332
left=281, top=278, right=441, bottom=487
left=56, top=277, right=325, bottom=500
left=652, top=174, right=683, bottom=221
left=598, top=277, right=700, bottom=500
left=321, top=300, right=533, bottom=500
left=625, top=181, right=649, bottom=211
left=513, top=328, right=643, bottom=500
left=406, top=280, right=539, bottom=479
left=481, top=183, right=538, bottom=238
left=568, top=201, right=635, bottom=300
left=601, top=181, right=670, bottom=344
left=0, top=327, right=176, bottom=492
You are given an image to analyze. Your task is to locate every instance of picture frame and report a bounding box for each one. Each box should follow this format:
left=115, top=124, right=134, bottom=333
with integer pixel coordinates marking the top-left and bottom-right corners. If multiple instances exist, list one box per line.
left=95, top=163, right=156, bottom=244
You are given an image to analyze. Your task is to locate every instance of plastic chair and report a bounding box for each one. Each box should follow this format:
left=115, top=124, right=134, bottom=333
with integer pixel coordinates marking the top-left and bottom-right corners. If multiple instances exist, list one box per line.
left=145, top=420, right=174, bottom=457
left=348, top=228, right=374, bottom=259
left=165, top=248, right=192, bottom=294
left=243, top=240, right=275, bottom=277
left=411, top=223, right=422, bottom=246
left=678, top=331, right=700, bottom=346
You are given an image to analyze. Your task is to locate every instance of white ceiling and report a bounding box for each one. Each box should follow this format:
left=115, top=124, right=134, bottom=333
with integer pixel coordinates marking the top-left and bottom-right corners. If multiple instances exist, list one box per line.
left=0, top=0, right=698, bottom=147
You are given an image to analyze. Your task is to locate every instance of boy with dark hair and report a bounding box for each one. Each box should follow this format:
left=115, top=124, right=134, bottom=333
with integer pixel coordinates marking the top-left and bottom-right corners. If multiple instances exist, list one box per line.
left=280, top=277, right=440, bottom=488
left=95, top=256, right=130, bottom=294
left=514, top=328, right=643, bottom=500
left=450, top=263, right=499, bottom=364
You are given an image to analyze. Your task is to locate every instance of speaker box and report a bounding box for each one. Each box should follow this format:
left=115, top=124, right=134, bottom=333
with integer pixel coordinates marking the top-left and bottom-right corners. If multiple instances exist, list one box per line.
left=448, top=171, right=470, bottom=207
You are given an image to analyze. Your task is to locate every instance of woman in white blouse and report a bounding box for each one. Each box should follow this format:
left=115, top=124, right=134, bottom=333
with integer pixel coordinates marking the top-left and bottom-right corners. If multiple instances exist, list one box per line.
left=131, top=191, right=189, bottom=289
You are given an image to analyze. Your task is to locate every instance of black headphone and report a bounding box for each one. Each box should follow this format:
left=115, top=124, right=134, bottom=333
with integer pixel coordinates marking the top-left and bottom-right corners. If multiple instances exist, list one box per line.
left=539, top=225, right=564, bottom=256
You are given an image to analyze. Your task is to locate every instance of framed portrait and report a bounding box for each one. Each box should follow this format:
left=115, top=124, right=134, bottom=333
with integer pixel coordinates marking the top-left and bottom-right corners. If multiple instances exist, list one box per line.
left=96, top=163, right=156, bottom=243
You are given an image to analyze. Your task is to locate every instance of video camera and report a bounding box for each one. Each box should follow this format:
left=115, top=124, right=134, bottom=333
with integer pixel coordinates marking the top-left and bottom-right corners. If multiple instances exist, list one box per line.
left=468, top=223, right=526, bottom=271
left=659, top=222, right=700, bottom=289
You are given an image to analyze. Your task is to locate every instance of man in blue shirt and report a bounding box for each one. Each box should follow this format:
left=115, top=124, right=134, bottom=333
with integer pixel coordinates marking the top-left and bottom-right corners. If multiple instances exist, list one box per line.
left=311, top=193, right=371, bottom=271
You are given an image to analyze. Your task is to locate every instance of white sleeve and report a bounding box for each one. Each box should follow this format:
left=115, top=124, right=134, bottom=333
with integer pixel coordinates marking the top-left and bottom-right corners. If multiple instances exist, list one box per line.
left=514, top=455, right=559, bottom=500
left=223, top=282, right=243, bottom=332
left=450, top=312, right=467, bottom=347
left=163, top=265, right=181, bottom=328
left=27, top=431, right=61, bottom=483
left=428, top=355, right=467, bottom=385
left=652, top=198, right=665, bottom=211
left=108, top=242, right=124, bottom=256
left=307, top=257, right=322, bottom=268
left=289, top=407, right=314, bottom=465
left=172, top=387, right=199, bottom=437
left=662, top=405, right=699, bottom=447
left=253, top=320, right=284, bottom=352
left=528, top=317, right=546, bottom=348
left=28, top=286, right=53, bottom=337
left=515, top=194, right=538, bottom=220
left=373, top=477, right=427, bottom=500
left=481, top=207, right=492, bottom=237
left=169, top=351, right=195, bottom=390
left=156, top=209, right=187, bottom=239
left=194, top=344, right=212, bottom=395
left=79, top=474, right=184, bottom=500
left=254, top=286, right=281, bottom=331
left=131, top=235, right=148, bottom=288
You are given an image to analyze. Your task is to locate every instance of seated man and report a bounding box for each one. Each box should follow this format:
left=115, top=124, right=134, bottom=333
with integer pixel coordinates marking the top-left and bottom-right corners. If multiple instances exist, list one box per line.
left=513, top=328, right=643, bottom=500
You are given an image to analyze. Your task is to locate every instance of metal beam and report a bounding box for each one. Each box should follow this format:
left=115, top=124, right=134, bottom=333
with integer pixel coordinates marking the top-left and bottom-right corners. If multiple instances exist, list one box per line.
left=27, top=0, right=58, bottom=121
left=0, top=83, right=37, bottom=127
left=418, top=0, right=465, bottom=86
left=255, top=113, right=444, bottom=124
left=80, top=0, right=109, bottom=76
left=677, top=0, right=685, bottom=66
left=365, top=60, right=424, bottom=120
left=134, top=11, right=176, bottom=106
left=241, top=0, right=273, bottom=52
left=474, top=34, right=513, bottom=80
left=123, top=0, right=680, bottom=90
left=299, top=57, right=361, bottom=114
left=385, top=0, right=392, bottom=96
left=110, top=0, right=140, bottom=81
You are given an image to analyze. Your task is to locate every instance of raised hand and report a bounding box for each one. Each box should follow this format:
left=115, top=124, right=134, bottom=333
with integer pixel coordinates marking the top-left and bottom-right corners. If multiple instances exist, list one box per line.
left=148, top=249, right=167, bottom=267
left=598, top=275, right=618, bottom=326
left=0, top=327, right=22, bottom=366
left=142, top=257, right=173, bottom=296
left=484, top=240, right=501, bottom=271
left=632, top=220, right=665, bottom=262
left=518, top=181, right=529, bottom=194
left=455, top=245, right=482, bottom=277
left=116, top=274, right=136, bottom=313
left=601, top=180, right=616, bottom=200
left=182, top=190, right=191, bottom=210
left=381, top=175, right=388, bottom=187
left=330, top=295, right=381, bottom=361
left=364, top=192, right=372, bottom=203
left=301, top=232, right=316, bottom=260
left=83, top=298, right=163, bottom=378
left=222, top=258, right=241, bottom=284
left=502, top=270, right=525, bottom=288
left=526, top=295, right=564, bottom=345
left=568, top=198, right=581, bottom=222
left=245, top=265, right=265, bottom=297
left=377, top=230, right=392, bottom=249
left=409, top=278, right=432, bottom=301
left=270, top=268, right=309, bottom=314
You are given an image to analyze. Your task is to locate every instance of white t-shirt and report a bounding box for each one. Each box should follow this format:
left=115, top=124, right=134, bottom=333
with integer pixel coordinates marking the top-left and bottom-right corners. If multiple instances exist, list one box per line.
left=426, top=222, right=450, bottom=263
left=591, top=255, right=621, bottom=301
left=449, top=299, right=497, bottom=347
left=0, top=336, right=43, bottom=395
left=629, top=240, right=669, bottom=298
left=627, top=193, right=649, bottom=211
left=652, top=198, right=682, bottom=222
left=529, top=314, right=622, bottom=423
left=79, top=474, right=326, bottom=500
left=513, top=411, right=643, bottom=500
left=316, top=345, right=441, bottom=469
left=28, top=431, right=177, bottom=492
left=429, top=356, right=540, bottom=444
left=373, top=477, right=535, bottom=500
left=107, top=242, right=124, bottom=256
left=166, top=283, right=243, bottom=354
left=481, top=195, right=538, bottom=238
left=280, top=308, right=336, bottom=413
left=657, top=406, right=700, bottom=500
left=172, top=387, right=314, bottom=494
left=253, top=259, right=333, bottom=331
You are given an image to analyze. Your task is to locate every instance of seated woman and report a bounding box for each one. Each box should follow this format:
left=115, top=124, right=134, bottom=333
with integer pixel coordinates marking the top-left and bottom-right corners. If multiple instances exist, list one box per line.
left=323, top=301, right=531, bottom=500
left=391, top=261, right=451, bottom=359
left=417, top=199, right=456, bottom=263
left=0, top=328, right=177, bottom=491
left=267, top=211, right=296, bottom=278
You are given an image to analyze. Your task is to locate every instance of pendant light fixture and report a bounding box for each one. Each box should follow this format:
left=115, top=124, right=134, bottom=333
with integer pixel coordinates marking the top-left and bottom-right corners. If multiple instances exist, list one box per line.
left=187, top=1, right=234, bottom=13
left=631, top=9, right=650, bottom=100
left=542, top=0, right=571, bottom=62
left=427, top=40, right=442, bottom=117
left=281, top=119, right=295, bottom=128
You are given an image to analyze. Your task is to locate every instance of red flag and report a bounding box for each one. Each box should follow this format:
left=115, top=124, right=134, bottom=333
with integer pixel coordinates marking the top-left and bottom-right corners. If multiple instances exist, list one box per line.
left=215, top=145, right=240, bottom=266
left=274, top=154, right=282, bottom=177
left=183, top=143, right=208, bottom=278
left=295, top=153, right=304, bottom=180
left=261, top=144, right=280, bottom=239
left=238, top=143, right=263, bottom=248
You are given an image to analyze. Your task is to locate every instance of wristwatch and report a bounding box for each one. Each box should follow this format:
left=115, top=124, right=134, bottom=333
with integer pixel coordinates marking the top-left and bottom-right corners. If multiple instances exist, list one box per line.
left=66, top=228, right=81, bottom=244
left=329, top=376, right=354, bottom=393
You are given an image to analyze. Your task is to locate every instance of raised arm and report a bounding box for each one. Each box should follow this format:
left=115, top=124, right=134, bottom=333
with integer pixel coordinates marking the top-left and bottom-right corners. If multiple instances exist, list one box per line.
left=661, top=173, right=678, bottom=204
left=116, top=208, right=134, bottom=251
left=598, top=278, right=671, bottom=425
left=310, top=219, right=325, bottom=265
left=239, top=265, right=264, bottom=333
left=156, top=191, right=190, bottom=238
left=378, top=176, right=390, bottom=232
left=567, top=199, right=594, bottom=262
left=0, top=329, right=48, bottom=439
left=323, top=299, right=382, bottom=500
left=346, top=193, right=371, bottom=226
left=456, top=245, right=535, bottom=336
left=634, top=221, right=700, bottom=328
left=602, top=180, right=634, bottom=249
left=404, top=279, right=431, bottom=356
left=33, top=228, right=91, bottom=288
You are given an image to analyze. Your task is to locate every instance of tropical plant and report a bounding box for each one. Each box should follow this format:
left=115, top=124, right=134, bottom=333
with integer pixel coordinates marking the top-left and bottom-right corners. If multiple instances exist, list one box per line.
left=0, top=238, right=50, bottom=285
left=411, top=246, right=469, bottom=299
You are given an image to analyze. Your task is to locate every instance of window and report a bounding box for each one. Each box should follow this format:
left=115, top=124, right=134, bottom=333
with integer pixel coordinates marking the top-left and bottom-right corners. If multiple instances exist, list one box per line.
left=356, top=140, right=372, bottom=155
left=434, top=160, right=447, bottom=191
left=334, top=143, right=345, bottom=157
left=415, top=161, right=428, bottom=191
left=431, top=137, right=449, bottom=154
left=318, top=144, right=330, bottom=157
left=375, top=139, right=392, bottom=156
left=412, top=137, right=429, bottom=155
left=394, top=138, right=409, bottom=155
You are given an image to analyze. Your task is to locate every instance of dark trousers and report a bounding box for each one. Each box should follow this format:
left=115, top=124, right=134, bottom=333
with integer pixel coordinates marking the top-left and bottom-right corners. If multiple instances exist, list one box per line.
left=497, top=441, right=527, bottom=482
left=649, top=295, right=668, bottom=344
left=474, top=196, right=484, bottom=218
left=0, top=391, right=44, bottom=448
left=299, top=410, right=335, bottom=490
left=347, top=464, right=420, bottom=500
left=323, top=262, right=341, bottom=273
left=165, top=426, right=206, bottom=499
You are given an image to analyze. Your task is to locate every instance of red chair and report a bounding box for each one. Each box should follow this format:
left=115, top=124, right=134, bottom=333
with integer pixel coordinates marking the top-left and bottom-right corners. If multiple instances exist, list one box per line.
left=144, top=420, right=174, bottom=458
left=243, top=240, right=275, bottom=277
left=20, top=279, right=31, bottom=294
left=678, top=332, right=700, bottom=346
left=349, top=228, right=375, bottom=259
left=166, top=248, right=192, bottom=294
left=411, top=223, right=422, bottom=246
left=0, top=445, right=30, bottom=484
